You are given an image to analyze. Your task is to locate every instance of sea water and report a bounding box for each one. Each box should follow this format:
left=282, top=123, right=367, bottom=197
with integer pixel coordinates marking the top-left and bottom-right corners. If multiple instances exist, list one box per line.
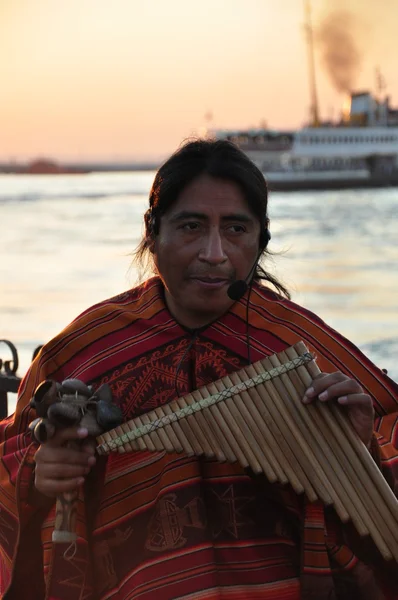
left=1, top=172, right=397, bottom=412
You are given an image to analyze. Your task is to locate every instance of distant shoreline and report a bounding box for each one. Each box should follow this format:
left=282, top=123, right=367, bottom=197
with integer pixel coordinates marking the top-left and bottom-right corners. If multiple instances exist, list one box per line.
left=2, top=161, right=398, bottom=192
left=0, top=161, right=160, bottom=174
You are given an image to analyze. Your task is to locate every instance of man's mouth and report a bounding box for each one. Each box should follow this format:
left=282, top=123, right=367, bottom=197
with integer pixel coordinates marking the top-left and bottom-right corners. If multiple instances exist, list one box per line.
left=189, top=276, right=230, bottom=289
left=194, top=276, right=228, bottom=283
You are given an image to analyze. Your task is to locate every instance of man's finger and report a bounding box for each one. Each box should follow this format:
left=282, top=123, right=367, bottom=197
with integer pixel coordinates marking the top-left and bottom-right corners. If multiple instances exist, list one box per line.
left=37, top=462, right=92, bottom=479
left=81, top=440, right=96, bottom=455
left=303, top=376, right=360, bottom=403
left=44, top=426, right=89, bottom=448
left=35, top=477, right=85, bottom=498
left=337, top=394, right=374, bottom=410
left=35, top=446, right=95, bottom=466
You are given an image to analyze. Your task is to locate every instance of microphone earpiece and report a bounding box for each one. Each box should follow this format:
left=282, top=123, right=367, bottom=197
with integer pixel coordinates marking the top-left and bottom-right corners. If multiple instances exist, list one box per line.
left=260, top=228, right=271, bottom=249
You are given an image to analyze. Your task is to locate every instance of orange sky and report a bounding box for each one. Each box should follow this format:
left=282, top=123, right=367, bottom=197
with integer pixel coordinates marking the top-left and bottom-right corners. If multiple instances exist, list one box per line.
left=0, top=0, right=397, bottom=161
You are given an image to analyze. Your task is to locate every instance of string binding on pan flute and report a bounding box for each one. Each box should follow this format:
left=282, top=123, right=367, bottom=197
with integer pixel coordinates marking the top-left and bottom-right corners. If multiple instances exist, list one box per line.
left=96, top=341, right=398, bottom=563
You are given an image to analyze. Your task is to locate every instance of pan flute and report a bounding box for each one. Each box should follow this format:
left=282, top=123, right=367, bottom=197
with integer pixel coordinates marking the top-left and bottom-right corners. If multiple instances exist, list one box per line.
left=96, top=341, right=398, bottom=562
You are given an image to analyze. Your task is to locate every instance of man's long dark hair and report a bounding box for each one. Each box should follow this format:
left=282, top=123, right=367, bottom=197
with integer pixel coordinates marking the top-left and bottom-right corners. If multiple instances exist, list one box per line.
left=135, top=138, right=290, bottom=299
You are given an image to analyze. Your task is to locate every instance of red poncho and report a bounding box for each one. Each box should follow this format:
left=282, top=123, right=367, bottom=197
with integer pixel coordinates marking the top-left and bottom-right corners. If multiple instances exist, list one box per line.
left=1, top=278, right=397, bottom=599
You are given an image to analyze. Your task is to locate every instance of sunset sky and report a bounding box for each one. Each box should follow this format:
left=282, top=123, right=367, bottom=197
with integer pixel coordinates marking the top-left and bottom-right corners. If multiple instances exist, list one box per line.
left=1, top=0, right=397, bottom=162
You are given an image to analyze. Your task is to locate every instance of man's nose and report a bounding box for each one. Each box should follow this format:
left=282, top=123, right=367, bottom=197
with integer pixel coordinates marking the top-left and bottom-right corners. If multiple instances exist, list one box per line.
left=198, top=229, right=227, bottom=264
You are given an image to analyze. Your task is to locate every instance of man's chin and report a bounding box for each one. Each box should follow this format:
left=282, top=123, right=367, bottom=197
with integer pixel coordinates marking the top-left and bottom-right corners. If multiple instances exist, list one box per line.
left=188, top=296, right=233, bottom=319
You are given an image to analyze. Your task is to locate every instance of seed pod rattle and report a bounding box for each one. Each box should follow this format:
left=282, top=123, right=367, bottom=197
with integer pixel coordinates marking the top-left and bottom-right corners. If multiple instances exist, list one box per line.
left=29, top=378, right=123, bottom=543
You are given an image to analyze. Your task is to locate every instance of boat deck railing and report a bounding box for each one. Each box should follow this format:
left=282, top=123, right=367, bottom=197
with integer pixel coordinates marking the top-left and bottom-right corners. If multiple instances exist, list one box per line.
left=0, top=340, right=41, bottom=418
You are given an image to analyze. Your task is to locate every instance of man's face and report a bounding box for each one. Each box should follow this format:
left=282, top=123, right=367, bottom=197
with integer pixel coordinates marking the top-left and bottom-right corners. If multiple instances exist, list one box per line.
left=153, top=173, right=261, bottom=329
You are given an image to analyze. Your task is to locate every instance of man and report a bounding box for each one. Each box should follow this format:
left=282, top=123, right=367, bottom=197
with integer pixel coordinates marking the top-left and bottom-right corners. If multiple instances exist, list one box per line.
left=0, top=139, right=397, bottom=599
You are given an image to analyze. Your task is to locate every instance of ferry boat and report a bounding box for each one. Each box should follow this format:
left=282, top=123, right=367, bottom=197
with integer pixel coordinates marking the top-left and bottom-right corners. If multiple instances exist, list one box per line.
left=213, top=92, right=398, bottom=191
left=212, top=0, right=398, bottom=191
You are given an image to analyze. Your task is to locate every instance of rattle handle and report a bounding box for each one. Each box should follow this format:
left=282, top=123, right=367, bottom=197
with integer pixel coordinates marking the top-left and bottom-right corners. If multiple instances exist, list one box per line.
left=52, top=439, right=80, bottom=543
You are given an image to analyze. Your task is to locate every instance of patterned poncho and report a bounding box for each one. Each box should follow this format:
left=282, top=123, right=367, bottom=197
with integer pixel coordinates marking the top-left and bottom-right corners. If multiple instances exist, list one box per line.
left=0, top=277, right=397, bottom=600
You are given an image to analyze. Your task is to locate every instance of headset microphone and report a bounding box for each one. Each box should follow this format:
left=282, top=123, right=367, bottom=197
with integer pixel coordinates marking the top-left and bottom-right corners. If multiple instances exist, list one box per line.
left=227, top=279, right=249, bottom=301
left=227, top=251, right=262, bottom=301
left=227, top=229, right=271, bottom=301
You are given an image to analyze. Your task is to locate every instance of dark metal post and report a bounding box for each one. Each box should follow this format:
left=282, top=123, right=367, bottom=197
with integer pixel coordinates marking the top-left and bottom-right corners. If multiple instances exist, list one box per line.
left=0, top=341, right=43, bottom=418
left=0, top=340, right=22, bottom=419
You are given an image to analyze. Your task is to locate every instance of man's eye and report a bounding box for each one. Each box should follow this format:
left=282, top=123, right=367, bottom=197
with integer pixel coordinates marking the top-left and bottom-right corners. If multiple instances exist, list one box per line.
left=180, top=222, right=200, bottom=231
left=228, top=224, right=246, bottom=233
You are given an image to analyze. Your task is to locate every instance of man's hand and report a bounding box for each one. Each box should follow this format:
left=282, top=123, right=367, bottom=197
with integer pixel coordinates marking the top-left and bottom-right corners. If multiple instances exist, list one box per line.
left=34, top=426, right=96, bottom=498
left=303, top=372, right=375, bottom=448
